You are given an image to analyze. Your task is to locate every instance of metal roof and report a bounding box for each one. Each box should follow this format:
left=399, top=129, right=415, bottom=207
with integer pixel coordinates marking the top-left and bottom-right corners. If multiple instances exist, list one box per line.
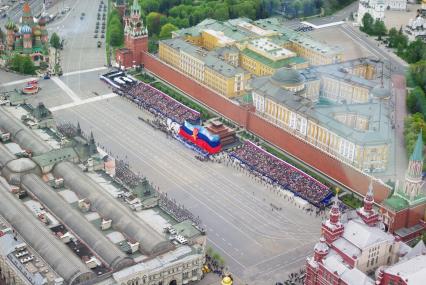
left=21, top=174, right=133, bottom=270
left=0, top=143, right=16, bottom=168
left=0, top=107, right=52, bottom=155
left=53, top=161, right=172, bottom=256
left=0, top=177, right=94, bottom=285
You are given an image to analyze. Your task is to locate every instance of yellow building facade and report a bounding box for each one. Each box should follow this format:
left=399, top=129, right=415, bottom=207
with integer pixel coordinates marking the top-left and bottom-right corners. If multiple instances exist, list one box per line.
left=251, top=67, right=390, bottom=172
left=159, top=40, right=249, bottom=98
left=256, top=96, right=388, bottom=171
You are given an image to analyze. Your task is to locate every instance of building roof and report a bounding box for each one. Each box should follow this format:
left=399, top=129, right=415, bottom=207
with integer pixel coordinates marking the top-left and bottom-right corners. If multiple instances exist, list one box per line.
left=162, top=38, right=246, bottom=78
left=0, top=143, right=17, bottom=168
left=332, top=237, right=361, bottom=258
left=32, top=147, right=78, bottom=167
left=0, top=177, right=94, bottom=284
left=271, top=68, right=305, bottom=85
left=20, top=174, right=133, bottom=270
left=384, top=195, right=409, bottom=211
left=251, top=74, right=392, bottom=146
left=253, top=18, right=343, bottom=56
left=0, top=107, right=53, bottom=155
left=242, top=48, right=306, bottom=69
left=403, top=240, right=426, bottom=260
left=342, top=220, right=394, bottom=249
left=411, top=131, right=423, bottom=162
left=322, top=252, right=374, bottom=285
left=53, top=161, right=171, bottom=255
left=113, top=246, right=201, bottom=281
left=4, top=157, right=37, bottom=173
left=385, top=254, right=426, bottom=285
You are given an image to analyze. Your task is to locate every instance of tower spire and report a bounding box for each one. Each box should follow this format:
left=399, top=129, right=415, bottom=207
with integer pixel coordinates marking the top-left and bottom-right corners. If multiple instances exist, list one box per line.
left=357, top=178, right=379, bottom=226
left=321, top=188, right=345, bottom=244
left=403, top=130, right=424, bottom=202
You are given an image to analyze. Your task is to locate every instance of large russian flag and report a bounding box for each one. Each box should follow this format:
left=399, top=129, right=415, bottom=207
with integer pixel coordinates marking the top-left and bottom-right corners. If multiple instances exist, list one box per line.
left=179, top=121, right=221, bottom=154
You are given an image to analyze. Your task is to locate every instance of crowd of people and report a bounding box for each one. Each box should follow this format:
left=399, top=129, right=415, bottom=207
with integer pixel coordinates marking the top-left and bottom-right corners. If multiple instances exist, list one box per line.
left=120, top=82, right=200, bottom=124
left=115, top=159, right=145, bottom=189
left=57, top=122, right=79, bottom=139
left=158, top=192, right=202, bottom=227
left=229, top=141, right=332, bottom=207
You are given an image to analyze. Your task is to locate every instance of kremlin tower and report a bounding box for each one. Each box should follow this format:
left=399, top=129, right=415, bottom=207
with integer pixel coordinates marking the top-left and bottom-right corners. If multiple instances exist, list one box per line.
left=321, top=192, right=344, bottom=244
left=403, top=131, right=424, bottom=202
left=356, top=179, right=380, bottom=226
left=115, top=0, right=149, bottom=68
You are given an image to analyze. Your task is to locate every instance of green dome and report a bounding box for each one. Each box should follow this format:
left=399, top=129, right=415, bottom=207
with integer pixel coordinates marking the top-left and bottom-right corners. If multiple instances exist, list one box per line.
left=271, top=68, right=305, bottom=85
left=5, top=20, right=15, bottom=30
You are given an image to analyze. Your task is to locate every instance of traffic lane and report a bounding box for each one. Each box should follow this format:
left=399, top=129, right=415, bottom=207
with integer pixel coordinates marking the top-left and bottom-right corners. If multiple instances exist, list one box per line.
left=52, top=99, right=320, bottom=278
left=54, top=0, right=106, bottom=73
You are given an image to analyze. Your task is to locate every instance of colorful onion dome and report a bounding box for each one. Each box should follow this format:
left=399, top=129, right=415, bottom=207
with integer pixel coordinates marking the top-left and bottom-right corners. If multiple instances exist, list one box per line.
left=23, top=2, right=31, bottom=14
left=20, top=25, right=32, bottom=34
left=38, top=17, right=47, bottom=26
left=33, top=29, right=41, bottom=37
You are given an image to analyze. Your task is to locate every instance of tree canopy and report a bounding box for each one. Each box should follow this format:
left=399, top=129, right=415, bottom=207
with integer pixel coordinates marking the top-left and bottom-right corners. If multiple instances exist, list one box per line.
left=159, top=23, right=178, bottom=39
left=50, top=32, right=61, bottom=49
left=8, top=54, right=36, bottom=75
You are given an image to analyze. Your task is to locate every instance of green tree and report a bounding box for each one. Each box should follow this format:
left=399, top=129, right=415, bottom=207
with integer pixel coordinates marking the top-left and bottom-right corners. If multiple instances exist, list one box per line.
left=159, top=23, right=178, bottom=39
left=140, top=0, right=160, bottom=13
left=361, top=13, right=374, bottom=34
left=49, top=32, right=61, bottom=49
left=110, top=26, right=123, bottom=47
left=404, top=113, right=426, bottom=158
left=146, top=12, right=167, bottom=35
left=292, top=0, right=303, bottom=17
left=407, top=87, right=426, bottom=115
left=410, top=60, right=426, bottom=91
left=8, top=54, right=35, bottom=75
left=213, top=5, right=230, bottom=21
left=373, top=20, right=387, bottom=40
left=402, top=39, right=426, bottom=64
left=9, top=54, right=23, bottom=72
left=21, top=56, right=36, bottom=74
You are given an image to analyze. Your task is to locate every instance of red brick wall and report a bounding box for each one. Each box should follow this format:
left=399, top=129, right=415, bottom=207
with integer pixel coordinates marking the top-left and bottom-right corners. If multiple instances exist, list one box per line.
left=116, top=49, right=133, bottom=69
left=408, top=203, right=426, bottom=228
left=124, top=35, right=148, bottom=66
left=142, top=53, right=392, bottom=203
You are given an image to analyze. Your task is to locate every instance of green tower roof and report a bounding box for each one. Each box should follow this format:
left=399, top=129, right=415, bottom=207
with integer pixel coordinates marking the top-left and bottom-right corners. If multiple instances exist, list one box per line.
left=411, top=130, right=424, bottom=161
left=131, top=0, right=141, bottom=13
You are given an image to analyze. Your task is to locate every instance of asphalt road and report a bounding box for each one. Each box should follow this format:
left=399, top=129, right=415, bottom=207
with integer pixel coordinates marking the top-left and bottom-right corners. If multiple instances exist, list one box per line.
left=47, top=0, right=106, bottom=73
left=47, top=92, right=322, bottom=284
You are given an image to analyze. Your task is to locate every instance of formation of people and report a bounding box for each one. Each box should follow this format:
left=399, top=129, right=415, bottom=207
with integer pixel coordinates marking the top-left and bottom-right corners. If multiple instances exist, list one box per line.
left=120, top=82, right=200, bottom=124
left=229, top=141, right=331, bottom=207
left=158, top=192, right=202, bottom=226
left=115, top=160, right=144, bottom=189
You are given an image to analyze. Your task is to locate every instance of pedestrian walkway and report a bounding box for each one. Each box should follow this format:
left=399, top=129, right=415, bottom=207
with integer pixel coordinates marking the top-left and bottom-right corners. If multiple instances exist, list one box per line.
left=50, top=93, right=117, bottom=111
left=51, top=76, right=81, bottom=102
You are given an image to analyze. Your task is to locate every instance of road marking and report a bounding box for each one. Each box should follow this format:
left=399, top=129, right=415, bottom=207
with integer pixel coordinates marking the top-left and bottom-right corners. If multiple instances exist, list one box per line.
left=207, top=238, right=247, bottom=270
left=1, top=77, right=39, bottom=87
left=51, top=76, right=82, bottom=102
left=62, top=66, right=108, bottom=77
left=50, top=93, right=117, bottom=111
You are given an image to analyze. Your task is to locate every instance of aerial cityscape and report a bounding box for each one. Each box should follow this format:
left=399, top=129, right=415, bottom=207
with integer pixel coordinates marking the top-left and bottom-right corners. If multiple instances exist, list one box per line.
left=0, top=0, right=426, bottom=284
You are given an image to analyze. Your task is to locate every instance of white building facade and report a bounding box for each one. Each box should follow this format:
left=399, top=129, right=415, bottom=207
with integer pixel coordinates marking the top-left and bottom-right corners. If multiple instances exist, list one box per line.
left=357, top=0, right=407, bottom=25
